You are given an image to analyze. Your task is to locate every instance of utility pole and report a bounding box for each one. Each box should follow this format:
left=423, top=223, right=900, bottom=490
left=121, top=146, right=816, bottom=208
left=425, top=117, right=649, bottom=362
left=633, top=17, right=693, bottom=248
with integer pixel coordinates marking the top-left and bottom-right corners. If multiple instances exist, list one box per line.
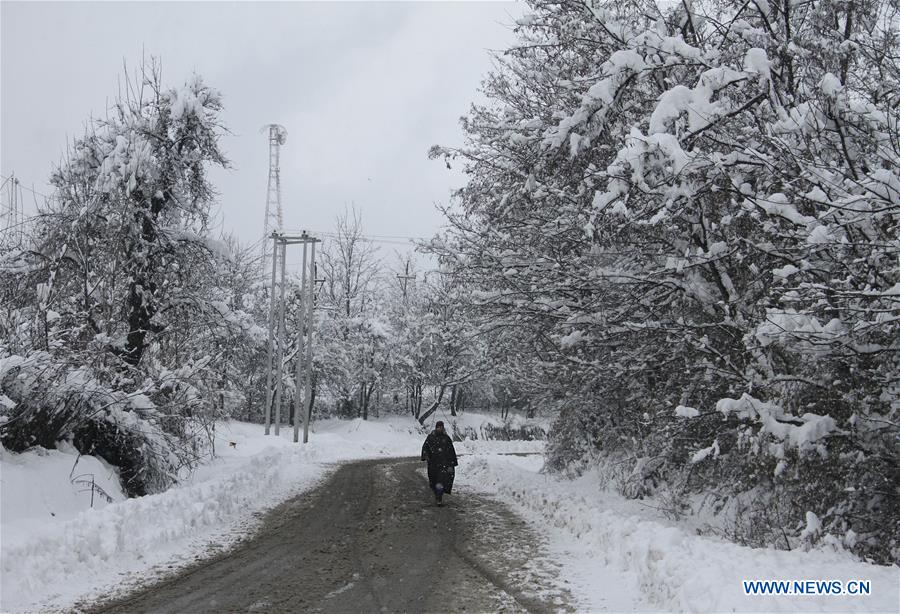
left=263, top=232, right=320, bottom=441
left=273, top=241, right=288, bottom=435
left=263, top=233, right=280, bottom=435
left=292, top=238, right=308, bottom=438
left=397, top=260, right=416, bottom=301
left=11, top=176, right=17, bottom=243
left=397, top=259, right=416, bottom=416
left=1, top=174, right=20, bottom=248
left=301, top=235, right=317, bottom=444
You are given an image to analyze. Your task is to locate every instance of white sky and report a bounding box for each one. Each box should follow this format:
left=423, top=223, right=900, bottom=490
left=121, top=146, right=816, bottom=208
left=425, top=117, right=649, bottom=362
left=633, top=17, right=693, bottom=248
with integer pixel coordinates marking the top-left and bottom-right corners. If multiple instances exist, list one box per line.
left=1, top=1, right=521, bottom=249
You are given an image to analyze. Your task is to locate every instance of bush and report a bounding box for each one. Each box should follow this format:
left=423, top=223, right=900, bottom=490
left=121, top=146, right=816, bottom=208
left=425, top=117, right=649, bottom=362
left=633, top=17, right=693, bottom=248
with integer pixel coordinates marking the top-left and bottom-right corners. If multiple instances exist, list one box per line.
left=1, top=352, right=190, bottom=496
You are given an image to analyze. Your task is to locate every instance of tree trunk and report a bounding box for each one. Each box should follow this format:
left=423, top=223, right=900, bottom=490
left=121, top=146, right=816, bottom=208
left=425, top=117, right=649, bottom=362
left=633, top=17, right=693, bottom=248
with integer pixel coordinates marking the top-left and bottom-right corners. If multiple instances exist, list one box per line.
left=122, top=191, right=165, bottom=368
left=418, top=384, right=447, bottom=425
left=362, top=382, right=369, bottom=421
left=217, top=343, right=227, bottom=417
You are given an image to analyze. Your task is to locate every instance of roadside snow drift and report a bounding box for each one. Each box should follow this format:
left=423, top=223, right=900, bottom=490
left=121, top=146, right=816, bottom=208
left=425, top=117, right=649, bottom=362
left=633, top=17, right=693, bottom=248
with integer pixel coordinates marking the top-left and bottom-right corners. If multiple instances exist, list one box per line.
left=460, top=455, right=900, bottom=613
left=8, top=414, right=889, bottom=614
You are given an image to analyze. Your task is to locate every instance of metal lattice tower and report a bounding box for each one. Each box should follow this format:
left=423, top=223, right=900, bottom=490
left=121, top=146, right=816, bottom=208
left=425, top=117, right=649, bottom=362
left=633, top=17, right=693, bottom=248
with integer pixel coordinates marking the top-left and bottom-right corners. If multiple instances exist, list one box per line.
left=260, top=124, right=288, bottom=274
left=1, top=174, right=23, bottom=249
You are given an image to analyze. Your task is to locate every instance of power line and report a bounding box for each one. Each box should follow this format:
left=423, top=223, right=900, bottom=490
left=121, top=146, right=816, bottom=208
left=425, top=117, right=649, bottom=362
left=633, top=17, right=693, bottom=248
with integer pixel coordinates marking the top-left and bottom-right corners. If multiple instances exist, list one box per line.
left=281, top=228, right=430, bottom=246
left=0, top=172, right=433, bottom=248
left=0, top=174, right=57, bottom=203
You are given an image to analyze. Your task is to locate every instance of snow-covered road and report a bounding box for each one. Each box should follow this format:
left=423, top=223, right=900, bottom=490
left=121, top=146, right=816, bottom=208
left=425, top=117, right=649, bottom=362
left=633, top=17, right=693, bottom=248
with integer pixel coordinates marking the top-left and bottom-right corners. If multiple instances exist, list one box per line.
left=1, top=418, right=424, bottom=612
left=0, top=416, right=543, bottom=612
left=2, top=416, right=896, bottom=613
left=88, top=457, right=573, bottom=613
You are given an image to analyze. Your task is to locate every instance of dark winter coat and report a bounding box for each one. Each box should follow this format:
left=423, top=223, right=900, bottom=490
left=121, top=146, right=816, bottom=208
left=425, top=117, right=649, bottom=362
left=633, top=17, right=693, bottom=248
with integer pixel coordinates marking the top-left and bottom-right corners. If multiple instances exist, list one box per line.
left=421, top=431, right=458, bottom=494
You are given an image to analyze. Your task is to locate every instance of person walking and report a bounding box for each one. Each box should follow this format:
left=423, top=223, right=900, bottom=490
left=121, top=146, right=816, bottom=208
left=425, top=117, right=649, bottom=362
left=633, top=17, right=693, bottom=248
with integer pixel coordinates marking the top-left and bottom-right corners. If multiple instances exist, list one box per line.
left=421, top=421, right=458, bottom=506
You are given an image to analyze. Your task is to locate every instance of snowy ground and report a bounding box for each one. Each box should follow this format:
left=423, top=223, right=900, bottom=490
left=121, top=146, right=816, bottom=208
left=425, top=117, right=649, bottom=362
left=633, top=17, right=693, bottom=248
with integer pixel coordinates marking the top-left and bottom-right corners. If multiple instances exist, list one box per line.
left=1, top=416, right=424, bottom=612
left=3, top=414, right=896, bottom=613
left=459, top=455, right=900, bottom=613
left=0, top=412, right=538, bottom=613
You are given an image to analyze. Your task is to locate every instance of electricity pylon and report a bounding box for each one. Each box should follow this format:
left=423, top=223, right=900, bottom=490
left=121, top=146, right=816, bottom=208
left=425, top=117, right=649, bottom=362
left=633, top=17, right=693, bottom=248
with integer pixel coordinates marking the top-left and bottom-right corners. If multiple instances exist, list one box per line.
left=260, top=124, right=287, bottom=275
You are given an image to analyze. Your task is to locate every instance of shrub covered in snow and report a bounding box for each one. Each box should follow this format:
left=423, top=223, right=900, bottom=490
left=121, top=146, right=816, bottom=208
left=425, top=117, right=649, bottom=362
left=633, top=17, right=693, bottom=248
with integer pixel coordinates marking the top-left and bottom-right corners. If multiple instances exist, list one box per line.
left=0, top=353, right=185, bottom=495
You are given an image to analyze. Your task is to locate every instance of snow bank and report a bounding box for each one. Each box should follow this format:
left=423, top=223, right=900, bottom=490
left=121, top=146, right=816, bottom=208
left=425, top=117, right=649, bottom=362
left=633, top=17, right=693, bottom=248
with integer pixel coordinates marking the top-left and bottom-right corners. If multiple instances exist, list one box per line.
left=1, top=443, right=125, bottom=531
left=460, top=456, right=900, bottom=613
left=1, top=416, right=423, bottom=613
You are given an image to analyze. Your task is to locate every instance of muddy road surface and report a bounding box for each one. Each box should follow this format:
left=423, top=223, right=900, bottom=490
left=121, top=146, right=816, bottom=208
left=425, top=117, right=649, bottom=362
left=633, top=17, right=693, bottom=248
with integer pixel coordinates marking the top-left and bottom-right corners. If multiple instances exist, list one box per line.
left=88, top=458, right=571, bottom=614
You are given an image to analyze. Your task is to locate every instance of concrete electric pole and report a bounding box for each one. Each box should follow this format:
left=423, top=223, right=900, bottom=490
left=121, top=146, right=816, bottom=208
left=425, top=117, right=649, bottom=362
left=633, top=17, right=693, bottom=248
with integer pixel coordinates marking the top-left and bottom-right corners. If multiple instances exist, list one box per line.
left=263, top=232, right=321, bottom=443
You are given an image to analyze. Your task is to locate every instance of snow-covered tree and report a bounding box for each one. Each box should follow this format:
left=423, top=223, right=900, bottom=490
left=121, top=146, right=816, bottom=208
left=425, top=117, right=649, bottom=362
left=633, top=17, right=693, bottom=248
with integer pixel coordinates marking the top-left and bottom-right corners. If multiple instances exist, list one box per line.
left=0, top=62, right=243, bottom=495
left=431, top=0, right=899, bottom=562
left=316, top=207, right=387, bottom=418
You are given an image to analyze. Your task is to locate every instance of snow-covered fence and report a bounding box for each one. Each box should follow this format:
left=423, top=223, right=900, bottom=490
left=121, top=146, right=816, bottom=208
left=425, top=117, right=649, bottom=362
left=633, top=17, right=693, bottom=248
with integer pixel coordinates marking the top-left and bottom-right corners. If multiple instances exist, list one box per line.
left=445, top=416, right=547, bottom=441
left=480, top=423, right=546, bottom=441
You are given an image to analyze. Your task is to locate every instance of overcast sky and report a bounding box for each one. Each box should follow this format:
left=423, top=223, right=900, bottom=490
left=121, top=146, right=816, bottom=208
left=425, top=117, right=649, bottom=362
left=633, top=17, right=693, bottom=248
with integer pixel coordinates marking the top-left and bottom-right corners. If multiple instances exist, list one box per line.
left=1, top=1, right=520, bottom=250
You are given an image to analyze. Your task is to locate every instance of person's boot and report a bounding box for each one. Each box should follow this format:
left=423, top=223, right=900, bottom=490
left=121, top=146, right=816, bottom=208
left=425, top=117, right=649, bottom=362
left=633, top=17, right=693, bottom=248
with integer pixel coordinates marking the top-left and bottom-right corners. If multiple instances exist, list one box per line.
left=435, top=483, right=444, bottom=506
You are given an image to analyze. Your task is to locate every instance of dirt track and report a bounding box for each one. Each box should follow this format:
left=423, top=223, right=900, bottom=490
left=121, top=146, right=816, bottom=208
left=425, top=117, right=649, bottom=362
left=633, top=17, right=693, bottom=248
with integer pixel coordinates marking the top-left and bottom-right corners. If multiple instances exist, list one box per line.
left=87, top=457, right=571, bottom=614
